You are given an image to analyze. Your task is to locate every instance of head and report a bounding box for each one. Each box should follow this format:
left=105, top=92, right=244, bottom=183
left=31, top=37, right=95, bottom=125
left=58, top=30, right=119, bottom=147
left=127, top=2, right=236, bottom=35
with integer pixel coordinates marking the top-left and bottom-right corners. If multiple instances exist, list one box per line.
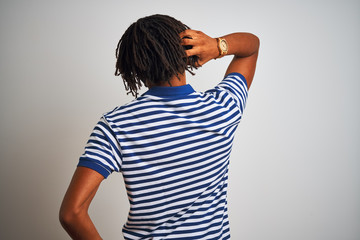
left=115, top=14, right=199, bottom=97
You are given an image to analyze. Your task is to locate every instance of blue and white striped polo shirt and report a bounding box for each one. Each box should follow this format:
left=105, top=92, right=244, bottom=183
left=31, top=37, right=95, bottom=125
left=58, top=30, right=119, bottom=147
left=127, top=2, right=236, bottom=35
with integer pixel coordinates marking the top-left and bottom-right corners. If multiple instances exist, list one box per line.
left=78, top=72, right=248, bottom=239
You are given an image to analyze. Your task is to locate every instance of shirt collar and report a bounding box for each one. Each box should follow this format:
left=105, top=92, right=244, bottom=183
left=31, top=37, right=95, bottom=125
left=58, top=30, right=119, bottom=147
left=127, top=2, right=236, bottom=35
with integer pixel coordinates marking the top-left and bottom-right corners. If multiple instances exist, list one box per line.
left=143, top=84, right=195, bottom=97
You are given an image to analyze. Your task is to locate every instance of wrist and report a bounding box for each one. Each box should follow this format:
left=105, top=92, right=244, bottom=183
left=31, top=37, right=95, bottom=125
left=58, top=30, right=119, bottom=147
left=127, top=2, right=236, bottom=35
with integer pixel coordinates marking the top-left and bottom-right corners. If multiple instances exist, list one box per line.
left=208, top=38, right=218, bottom=60
left=215, top=37, right=229, bottom=59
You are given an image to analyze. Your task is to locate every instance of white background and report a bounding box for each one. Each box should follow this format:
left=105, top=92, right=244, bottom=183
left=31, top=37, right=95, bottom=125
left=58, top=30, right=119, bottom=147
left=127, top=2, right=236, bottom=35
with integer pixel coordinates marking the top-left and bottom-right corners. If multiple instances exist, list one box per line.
left=0, top=0, right=359, bottom=239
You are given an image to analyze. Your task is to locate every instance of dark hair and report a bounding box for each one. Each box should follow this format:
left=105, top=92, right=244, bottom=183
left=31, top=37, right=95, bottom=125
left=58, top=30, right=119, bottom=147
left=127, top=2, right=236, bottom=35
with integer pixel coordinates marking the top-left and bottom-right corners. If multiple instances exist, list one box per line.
left=115, top=14, right=199, bottom=97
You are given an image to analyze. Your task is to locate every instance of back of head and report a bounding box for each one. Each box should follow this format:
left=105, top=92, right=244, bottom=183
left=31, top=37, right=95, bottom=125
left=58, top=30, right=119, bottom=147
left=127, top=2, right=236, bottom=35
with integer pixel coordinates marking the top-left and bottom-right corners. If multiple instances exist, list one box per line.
left=115, top=14, right=198, bottom=97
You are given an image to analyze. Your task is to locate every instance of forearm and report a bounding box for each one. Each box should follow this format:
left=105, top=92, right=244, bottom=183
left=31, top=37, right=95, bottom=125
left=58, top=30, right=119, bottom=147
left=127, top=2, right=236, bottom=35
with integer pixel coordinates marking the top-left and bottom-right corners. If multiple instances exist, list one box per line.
left=221, top=32, right=260, bottom=59
left=60, top=210, right=102, bottom=240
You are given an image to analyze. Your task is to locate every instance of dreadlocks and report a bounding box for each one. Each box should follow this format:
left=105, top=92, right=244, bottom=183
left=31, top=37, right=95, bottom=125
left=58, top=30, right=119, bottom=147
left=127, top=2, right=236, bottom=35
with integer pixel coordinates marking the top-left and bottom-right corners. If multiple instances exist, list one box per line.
left=115, top=14, right=199, bottom=97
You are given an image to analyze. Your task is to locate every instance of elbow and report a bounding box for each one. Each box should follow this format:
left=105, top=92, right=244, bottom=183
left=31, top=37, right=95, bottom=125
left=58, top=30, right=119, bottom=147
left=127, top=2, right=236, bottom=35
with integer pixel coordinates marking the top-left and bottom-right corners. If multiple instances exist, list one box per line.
left=59, top=205, right=81, bottom=228
left=59, top=208, right=73, bottom=228
left=252, top=34, right=260, bottom=52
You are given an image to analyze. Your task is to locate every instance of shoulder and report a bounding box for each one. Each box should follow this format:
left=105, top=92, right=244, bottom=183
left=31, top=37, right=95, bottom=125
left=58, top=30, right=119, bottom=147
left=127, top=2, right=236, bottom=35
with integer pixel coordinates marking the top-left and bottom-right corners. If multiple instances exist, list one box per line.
left=204, top=72, right=248, bottom=113
left=102, top=96, right=149, bottom=120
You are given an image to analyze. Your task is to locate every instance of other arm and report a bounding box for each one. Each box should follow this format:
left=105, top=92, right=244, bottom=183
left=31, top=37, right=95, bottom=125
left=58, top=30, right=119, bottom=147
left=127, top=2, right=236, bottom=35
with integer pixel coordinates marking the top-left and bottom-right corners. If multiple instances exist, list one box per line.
left=180, top=30, right=260, bottom=89
left=59, top=167, right=104, bottom=240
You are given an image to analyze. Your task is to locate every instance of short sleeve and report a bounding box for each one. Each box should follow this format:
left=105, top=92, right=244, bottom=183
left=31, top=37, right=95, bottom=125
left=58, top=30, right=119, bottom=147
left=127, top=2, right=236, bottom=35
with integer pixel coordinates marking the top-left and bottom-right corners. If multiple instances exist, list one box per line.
left=77, top=116, right=122, bottom=179
left=215, top=72, right=248, bottom=114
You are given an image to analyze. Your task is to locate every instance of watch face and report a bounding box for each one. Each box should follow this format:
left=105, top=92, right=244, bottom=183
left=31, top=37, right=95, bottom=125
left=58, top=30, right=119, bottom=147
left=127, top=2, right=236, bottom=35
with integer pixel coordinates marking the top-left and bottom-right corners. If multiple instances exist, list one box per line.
left=220, top=39, right=228, bottom=51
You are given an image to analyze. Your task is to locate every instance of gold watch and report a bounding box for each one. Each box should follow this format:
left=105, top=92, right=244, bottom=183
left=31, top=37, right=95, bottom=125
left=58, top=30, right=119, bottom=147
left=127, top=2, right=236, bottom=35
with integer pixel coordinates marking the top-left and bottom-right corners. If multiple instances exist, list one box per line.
left=216, top=37, right=228, bottom=58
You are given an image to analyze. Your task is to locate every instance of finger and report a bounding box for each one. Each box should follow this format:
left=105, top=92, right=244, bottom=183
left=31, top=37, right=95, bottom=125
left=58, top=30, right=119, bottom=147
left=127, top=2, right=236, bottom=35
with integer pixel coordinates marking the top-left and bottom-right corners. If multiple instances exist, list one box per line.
left=184, top=48, right=197, bottom=57
left=179, top=29, right=202, bottom=41
left=179, top=29, right=197, bottom=39
left=185, top=49, right=195, bottom=57
left=196, top=61, right=203, bottom=68
left=181, top=38, right=194, bottom=45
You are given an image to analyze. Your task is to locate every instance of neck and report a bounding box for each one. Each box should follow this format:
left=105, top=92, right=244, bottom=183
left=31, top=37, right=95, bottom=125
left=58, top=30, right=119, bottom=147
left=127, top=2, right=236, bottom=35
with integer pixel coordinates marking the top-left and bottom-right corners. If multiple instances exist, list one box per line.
left=149, top=72, right=187, bottom=88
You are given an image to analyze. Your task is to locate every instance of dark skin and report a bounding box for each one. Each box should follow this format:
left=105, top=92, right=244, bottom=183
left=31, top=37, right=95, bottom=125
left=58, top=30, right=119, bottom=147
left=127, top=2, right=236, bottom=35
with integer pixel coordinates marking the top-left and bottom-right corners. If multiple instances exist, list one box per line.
left=59, top=30, right=259, bottom=239
left=179, top=30, right=259, bottom=89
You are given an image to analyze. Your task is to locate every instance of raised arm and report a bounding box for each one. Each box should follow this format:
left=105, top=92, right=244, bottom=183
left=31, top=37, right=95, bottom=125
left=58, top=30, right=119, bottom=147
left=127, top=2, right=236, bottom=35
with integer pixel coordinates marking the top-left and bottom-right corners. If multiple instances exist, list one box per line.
left=180, top=30, right=260, bottom=89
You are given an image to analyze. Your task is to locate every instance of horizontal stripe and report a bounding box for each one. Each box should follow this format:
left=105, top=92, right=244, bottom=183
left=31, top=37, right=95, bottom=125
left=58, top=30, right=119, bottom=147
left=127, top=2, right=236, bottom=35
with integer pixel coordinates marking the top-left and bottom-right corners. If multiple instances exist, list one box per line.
left=77, top=72, right=248, bottom=239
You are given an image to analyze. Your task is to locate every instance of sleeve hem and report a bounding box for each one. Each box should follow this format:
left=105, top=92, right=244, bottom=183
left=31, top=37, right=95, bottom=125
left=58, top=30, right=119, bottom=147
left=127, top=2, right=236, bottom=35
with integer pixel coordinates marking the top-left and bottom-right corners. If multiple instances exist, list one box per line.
left=224, top=72, right=248, bottom=91
left=77, top=159, right=111, bottom=179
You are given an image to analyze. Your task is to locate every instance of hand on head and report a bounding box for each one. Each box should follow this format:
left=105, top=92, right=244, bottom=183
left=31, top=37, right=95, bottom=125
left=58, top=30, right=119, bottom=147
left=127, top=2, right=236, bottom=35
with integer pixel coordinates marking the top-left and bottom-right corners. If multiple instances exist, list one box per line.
left=180, top=30, right=219, bottom=67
